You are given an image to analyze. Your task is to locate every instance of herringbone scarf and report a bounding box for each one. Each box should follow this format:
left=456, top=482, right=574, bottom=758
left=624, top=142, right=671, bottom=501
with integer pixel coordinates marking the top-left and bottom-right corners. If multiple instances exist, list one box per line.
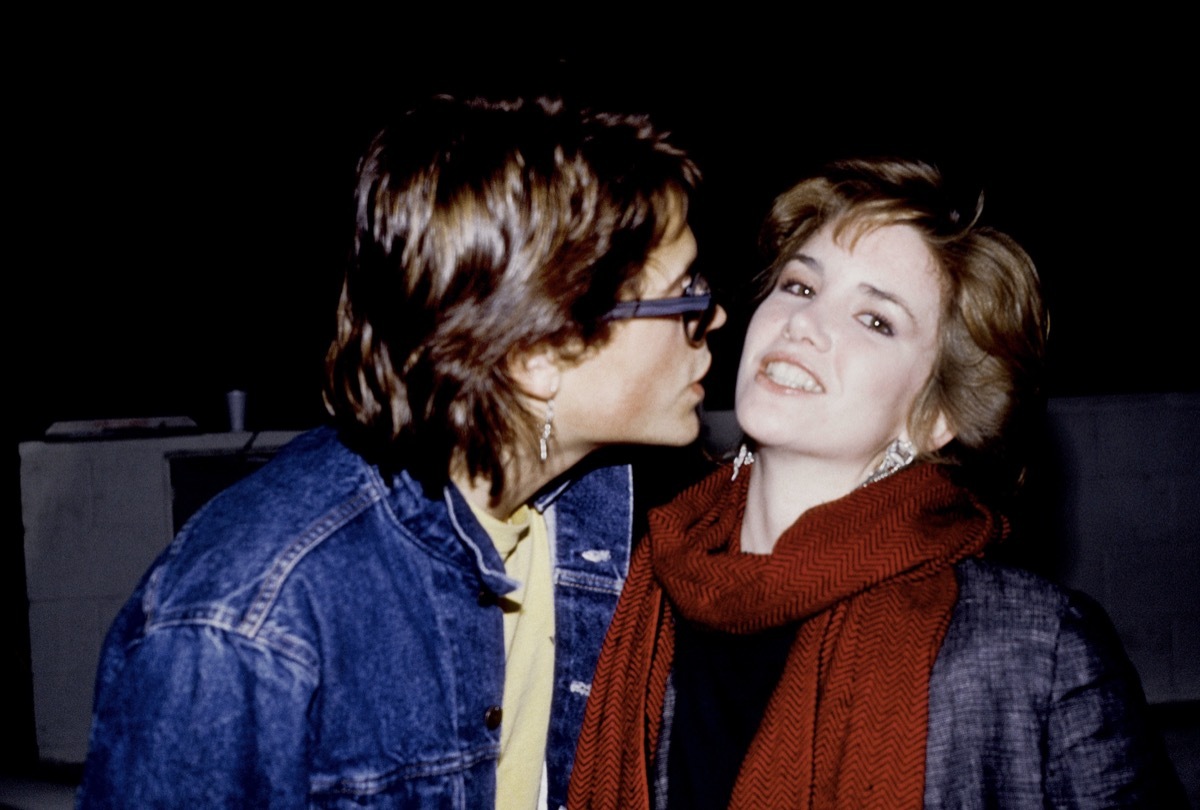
left=569, top=462, right=1000, bottom=809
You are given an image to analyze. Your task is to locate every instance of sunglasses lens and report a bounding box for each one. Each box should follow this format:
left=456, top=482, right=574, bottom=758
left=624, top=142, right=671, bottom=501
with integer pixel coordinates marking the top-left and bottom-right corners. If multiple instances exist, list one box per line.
left=684, top=301, right=715, bottom=344
left=684, top=274, right=714, bottom=343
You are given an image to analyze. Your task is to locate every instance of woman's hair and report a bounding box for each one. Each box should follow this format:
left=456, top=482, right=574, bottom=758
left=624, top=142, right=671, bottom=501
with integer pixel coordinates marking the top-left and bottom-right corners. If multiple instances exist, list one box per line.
left=324, top=96, right=698, bottom=492
left=760, top=158, right=1048, bottom=485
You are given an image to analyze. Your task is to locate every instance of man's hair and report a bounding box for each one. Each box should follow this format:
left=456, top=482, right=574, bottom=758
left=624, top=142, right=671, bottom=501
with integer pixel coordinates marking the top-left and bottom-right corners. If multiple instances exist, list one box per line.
left=760, top=158, right=1048, bottom=487
left=324, top=96, right=698, bottom=492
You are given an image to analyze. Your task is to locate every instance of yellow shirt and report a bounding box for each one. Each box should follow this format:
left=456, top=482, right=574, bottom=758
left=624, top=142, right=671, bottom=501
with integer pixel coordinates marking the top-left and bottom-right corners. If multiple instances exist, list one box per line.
left=468, top=501, right=554, bottom=810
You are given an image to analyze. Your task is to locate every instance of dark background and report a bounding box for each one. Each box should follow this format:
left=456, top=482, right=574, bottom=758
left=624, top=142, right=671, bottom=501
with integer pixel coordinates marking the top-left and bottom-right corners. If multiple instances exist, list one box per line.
left=10, top=25, right=1198, bottom=444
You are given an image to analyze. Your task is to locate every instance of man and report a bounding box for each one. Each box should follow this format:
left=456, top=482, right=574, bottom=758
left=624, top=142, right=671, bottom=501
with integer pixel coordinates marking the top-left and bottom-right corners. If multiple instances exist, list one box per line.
left=78, top=95, right=722, bottom=807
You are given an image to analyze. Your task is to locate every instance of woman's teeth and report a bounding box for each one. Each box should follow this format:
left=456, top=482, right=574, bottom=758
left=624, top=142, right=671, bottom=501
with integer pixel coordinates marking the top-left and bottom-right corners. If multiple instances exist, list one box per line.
left=764, top=361, right=824, bottom=392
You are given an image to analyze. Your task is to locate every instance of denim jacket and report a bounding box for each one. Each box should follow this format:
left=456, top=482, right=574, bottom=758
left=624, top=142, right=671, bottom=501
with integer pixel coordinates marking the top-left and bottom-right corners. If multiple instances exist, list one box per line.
left=78, top=427, right=633, bottom=809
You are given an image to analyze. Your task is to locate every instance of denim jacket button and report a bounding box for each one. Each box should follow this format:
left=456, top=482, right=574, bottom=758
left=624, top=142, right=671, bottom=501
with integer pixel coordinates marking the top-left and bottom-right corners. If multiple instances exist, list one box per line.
left=484, top=706, right=503, bottom=729
left=477, top=589, right=498, bottom=607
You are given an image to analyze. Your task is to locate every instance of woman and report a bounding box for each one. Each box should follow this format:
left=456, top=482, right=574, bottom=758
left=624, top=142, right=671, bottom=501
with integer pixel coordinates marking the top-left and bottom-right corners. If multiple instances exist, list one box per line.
left=569, top=158, right=1185, bottom=808
left=79, top=96, right=724, bottom=808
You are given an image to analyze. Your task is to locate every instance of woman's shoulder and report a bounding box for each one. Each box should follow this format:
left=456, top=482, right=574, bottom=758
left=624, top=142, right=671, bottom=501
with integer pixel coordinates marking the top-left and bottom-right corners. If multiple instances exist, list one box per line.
left=940, top=558, right=1140, bottom=702
left=947, top=559, right=1119, bottom=649
left=951, top=558, right=1113, bottom=627
left=928, top=559, right=1186, bottom=806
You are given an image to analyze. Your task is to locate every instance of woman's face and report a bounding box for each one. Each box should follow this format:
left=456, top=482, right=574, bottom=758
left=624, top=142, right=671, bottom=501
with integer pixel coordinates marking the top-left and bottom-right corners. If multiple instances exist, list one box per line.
left=735, top=221, right=947, bottom=477
left=554, top=222, right=726, bottom=453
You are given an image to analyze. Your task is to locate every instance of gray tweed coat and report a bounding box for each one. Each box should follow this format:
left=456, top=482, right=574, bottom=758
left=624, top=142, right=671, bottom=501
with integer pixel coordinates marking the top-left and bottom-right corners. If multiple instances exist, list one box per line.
left=923, top=559, right=1186, bottom=808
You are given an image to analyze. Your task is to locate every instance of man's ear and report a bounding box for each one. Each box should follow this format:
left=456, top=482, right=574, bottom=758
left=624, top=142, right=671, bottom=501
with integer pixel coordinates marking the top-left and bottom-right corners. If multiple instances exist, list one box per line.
left=507, top=347, right=561, bottom=401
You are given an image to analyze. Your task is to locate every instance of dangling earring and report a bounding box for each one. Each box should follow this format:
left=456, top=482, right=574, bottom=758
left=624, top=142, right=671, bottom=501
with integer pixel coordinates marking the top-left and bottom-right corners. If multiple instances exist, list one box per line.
left=731, top=443, right=755, bottom=481
left=861, top=437, right=916, bottom=487
left=539, top=398, right=555, bottom=462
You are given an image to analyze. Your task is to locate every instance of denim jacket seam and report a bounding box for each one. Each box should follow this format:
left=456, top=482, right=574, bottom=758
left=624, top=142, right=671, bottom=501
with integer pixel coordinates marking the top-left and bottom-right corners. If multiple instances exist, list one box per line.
left=138, top=614, right=321, bottom=672
left=442, top=485, right=514, bottom=588
left=554, top=568, right=626, bottom=596
left=238, top=486, right=382, bottom=636
left=364, top=461, right=516, bottom=592
left=309, top=744, right=497, bottom=797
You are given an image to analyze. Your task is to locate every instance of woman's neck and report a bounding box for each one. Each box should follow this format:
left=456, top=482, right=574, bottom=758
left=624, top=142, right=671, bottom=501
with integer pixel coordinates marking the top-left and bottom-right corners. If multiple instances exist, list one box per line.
left=739, top=450, right=872, bottom=554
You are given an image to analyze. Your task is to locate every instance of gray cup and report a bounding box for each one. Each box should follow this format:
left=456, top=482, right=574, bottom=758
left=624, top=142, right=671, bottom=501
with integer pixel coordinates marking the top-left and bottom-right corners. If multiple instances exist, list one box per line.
left=226, top=389, right=247, bottom=432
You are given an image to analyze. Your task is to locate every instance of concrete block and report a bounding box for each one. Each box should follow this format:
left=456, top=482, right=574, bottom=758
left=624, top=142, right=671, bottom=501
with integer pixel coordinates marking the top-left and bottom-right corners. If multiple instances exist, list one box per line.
left=1173, top=474, right=1200, bottom=529
left=31, top=667, right=95, bottom=764
left=1044, top=400, right=1100, bottom=474
left=1110, top=613, right=1175, bottom=704
left=27, top=600, right=89, bottom=677
left=1173, top=613, right=1200, bottom=701
left=1103, top=544, right=1198, bottom=618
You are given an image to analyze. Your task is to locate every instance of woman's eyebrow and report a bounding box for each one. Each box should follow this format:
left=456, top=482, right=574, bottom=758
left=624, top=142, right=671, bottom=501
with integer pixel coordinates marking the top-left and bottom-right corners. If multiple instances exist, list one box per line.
left=859, top=283, right=917, bottom=325
left=791, top=253, right=824, bottom=277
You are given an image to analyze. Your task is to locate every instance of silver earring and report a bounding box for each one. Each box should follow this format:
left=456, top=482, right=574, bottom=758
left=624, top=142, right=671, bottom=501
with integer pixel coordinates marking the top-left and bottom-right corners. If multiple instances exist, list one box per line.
left=731, top=443, right=755, bottom=481
left=861, top=437, right=916, bottom=487
left=539, top=398, right=555, bottom=462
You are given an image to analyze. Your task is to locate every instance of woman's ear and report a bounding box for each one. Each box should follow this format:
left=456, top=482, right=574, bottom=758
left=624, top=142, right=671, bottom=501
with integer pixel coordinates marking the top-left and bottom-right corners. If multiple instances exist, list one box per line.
left=507, top=347, right=561, bottom=402
left=927, top=410, right=956, bottom=452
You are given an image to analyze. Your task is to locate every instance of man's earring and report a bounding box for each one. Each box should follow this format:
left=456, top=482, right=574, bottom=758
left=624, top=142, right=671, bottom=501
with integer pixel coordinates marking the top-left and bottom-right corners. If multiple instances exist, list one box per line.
left=539, top=398, right=555, bottom=462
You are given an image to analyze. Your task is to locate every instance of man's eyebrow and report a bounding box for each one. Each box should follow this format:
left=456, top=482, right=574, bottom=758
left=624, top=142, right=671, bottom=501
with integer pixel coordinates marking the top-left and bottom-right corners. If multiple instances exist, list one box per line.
left=669, top=263, right=694, bottom=286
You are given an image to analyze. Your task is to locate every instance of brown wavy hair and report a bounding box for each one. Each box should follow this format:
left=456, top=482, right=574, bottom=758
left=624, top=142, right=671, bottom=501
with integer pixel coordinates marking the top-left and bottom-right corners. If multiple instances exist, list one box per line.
left=324, top=96, right=698, bottom=492
left=760, top=158, right=1048, bottom=487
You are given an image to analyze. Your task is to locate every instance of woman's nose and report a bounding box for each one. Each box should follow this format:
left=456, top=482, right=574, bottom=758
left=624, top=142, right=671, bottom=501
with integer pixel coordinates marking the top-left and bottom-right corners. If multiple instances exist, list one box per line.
left=784, top=302, right=831, bottom=351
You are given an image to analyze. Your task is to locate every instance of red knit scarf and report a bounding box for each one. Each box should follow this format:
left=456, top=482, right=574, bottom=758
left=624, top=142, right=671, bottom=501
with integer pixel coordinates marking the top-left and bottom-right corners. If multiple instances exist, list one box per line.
left=569, top=462, right=1001, bottom=810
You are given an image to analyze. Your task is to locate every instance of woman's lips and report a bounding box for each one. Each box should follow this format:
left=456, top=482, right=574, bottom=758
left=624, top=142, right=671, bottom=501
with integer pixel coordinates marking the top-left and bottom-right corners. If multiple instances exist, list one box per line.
left=760, top=358, right=824, bottom=393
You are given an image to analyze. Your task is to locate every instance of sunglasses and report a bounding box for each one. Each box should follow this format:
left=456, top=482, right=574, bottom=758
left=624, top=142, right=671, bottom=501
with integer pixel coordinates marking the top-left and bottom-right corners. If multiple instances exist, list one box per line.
left=604, top=273, right=718, bottom=347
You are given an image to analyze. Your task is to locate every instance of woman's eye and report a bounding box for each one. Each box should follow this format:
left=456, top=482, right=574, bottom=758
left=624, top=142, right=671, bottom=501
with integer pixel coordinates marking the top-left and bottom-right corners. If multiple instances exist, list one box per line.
left=780, top=279, right=815, bottom=297
left=857, top=312, right=894, bottom=336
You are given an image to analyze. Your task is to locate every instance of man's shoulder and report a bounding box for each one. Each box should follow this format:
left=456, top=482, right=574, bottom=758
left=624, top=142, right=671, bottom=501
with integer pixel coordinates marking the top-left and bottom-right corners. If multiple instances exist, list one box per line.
left=143, top=427, right=387, bottom=622
left=177, top=427, right=376, bottom=543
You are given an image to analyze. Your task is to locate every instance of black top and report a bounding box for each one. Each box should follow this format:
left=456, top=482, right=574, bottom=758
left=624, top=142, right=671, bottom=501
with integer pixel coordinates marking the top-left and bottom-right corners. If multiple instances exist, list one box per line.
left=666, top=614, right=797, bottom=810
